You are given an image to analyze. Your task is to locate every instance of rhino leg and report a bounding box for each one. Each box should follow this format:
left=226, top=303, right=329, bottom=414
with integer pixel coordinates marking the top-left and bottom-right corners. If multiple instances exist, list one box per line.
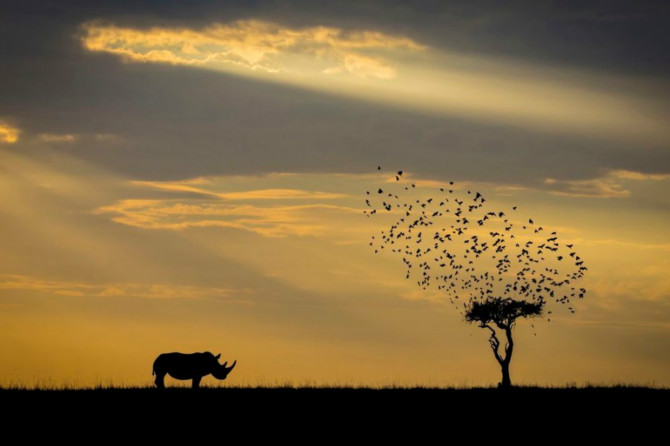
left=154, top=372, right=166, bottom=389
left=192, top=376, right=202, bottom=389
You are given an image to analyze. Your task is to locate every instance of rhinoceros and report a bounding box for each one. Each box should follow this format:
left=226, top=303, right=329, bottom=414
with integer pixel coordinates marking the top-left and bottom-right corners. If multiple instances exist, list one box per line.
left=152, top=352, right=237, bottom=388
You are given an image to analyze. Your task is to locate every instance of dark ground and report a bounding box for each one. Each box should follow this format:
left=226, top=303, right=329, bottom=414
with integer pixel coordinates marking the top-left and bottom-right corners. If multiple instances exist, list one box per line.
left=2, top=387, right=666, bottom=438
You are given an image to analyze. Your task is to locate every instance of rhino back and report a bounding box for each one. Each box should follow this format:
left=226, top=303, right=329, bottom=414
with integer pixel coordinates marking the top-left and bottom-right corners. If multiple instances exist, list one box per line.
left=154, top=352, right=216, bottom=379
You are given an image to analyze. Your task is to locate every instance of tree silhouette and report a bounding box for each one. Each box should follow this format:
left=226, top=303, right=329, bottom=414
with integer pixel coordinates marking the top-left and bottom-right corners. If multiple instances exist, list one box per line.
left=465, top=298, right=542, bottom=387
left=365, top=169, right=587, bottom=387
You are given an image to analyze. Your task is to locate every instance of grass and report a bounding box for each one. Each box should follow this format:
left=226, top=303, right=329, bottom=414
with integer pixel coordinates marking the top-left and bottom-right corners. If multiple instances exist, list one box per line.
left=2, top=380, right=667, bottom=390
left=3, top=384, right=666, bottom=402
left=2, top=385, right=666, bottom=434
left=0, top=383, right=664, bottom=389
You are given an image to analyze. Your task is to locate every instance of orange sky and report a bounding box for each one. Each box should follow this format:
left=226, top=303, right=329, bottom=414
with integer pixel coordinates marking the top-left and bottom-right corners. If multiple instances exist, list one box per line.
left=1, top=152, right=668, bottom=387
left=1, top=2, right=669, bottom=387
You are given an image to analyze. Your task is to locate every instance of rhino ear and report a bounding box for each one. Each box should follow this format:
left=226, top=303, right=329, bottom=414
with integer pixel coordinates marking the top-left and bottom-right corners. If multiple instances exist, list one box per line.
left=215, top=353, right=221, bottom=359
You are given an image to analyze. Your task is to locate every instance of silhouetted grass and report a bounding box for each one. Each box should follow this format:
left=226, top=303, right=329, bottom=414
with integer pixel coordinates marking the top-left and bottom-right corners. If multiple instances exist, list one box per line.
left=2, top=382, right=666, bottom=393
left=2, top=382, right=666, bottom=391
left=3, top=384, right=665, bottom=433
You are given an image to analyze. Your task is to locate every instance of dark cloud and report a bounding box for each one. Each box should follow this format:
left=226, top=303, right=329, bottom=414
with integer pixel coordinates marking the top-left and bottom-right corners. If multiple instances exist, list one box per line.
left=1, top=1, right=669, bottom=184
left=6, top=0, right=669, bottom=75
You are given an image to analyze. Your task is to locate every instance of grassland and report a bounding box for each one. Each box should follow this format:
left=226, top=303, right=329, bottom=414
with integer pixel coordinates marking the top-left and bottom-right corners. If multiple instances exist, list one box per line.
left=2, top=385, right=666, bottom=432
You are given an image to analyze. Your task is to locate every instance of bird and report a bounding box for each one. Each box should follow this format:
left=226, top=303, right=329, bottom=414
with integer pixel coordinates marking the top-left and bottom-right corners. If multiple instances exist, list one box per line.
left=365, top=166, right=585, bottom=315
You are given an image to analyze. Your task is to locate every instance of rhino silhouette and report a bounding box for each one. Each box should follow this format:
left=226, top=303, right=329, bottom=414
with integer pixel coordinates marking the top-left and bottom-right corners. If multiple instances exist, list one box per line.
left=153, top=352, right=236, bottom=388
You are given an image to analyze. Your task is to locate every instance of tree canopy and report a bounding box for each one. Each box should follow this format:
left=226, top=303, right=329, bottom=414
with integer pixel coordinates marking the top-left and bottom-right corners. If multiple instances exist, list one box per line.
left=465, top=297, right=543, bottom=329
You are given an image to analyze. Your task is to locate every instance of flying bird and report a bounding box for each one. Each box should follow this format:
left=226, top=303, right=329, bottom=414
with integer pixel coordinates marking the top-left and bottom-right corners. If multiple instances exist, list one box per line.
left=366, top=166, right=585, bottom=318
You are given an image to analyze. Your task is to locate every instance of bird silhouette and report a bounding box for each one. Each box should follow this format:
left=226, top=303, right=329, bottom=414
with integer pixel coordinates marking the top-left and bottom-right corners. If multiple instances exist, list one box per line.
left=365, top=167, right=587, bottom=315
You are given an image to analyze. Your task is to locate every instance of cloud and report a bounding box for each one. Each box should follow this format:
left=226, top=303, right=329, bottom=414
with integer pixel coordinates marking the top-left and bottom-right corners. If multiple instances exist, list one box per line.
left=341, top=53, right=397, bottom=79
left=586, top=268, right=670, bottom=304
left=95, top=199, right=359, bottom=237
left=609, top=170, right=670, bottom=181
left=79, top=20, right=670, bottom=146
left=92, top=133, right=126, bottom=144
left=543, top=169, right=670, bottom=198
left=543, top=177, right=630, bottom=198
left=391, top=174, right=532, bottom=196
left=0, top=274, right=241, bottom=300
left=91, top=175, right=369, bottom=237
left=6, top=130, right=124, bottom=148
left=81, top=20, right=422, bottom=79
left=37, top=133, right=78, bottom=143
left=218, top=189, right=346, bottom=200
left=129, top=181, right=221, bottom=198
left=132, top=180, right=346, bottom=200
left=95, top=169, right=670, bottom=244
left=0, top=121, right=19, bottom=144
left=578, top=239, right=670, bottom=252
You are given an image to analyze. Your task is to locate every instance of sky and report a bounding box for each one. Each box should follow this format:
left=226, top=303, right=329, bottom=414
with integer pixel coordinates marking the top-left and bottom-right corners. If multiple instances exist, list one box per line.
left=1, top=0, right=669, bottom=387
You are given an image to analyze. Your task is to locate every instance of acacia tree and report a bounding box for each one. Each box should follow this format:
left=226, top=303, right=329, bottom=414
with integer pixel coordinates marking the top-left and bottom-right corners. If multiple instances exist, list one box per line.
left=365, top=169, right=587, bottom=387
left=465, top=298, right=542, bottom=387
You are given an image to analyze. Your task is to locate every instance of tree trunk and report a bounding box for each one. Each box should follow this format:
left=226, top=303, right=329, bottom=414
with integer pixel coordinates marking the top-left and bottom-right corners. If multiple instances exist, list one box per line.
left=484, top=323, right=515, bottom=388
left=499, top=361, right=511, bottom=388
left=499, top=326, right=514, bottom=388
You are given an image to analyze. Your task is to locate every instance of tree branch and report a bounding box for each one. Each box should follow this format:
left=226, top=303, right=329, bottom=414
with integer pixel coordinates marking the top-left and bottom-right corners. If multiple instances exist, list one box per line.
left=503, top=325, right=514, bottom=365
left=482, top=324, right=504, bottom=365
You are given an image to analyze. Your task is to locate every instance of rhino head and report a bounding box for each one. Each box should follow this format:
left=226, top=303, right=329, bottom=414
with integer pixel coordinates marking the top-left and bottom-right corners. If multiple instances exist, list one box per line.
left=211, top=354, right=237, bottom=380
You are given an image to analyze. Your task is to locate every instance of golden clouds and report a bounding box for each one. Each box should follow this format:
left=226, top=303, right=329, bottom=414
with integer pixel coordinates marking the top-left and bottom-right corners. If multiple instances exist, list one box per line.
left=81, top=20, right=422, bottom=79
left=544, top=177, right=630, bottom=198
left=1, top=128, right=125, bottom=147
left=219, top=189, right=346, bottom=200
left=132, top=180, right=346, bottom=200
left=544, top=169, right=670, bottom=198
left=0, top=121, right=19, bottom=144
left=0, top=274, right=239, bottom=300
left=608, top=170, right=670, bottom=182
left=37, top=133, right=78, bottom=143
left=92, top=177, right=357, bottom=237
left=80, top=20, right=670, bottom=144
left=95, top=199, right=358, bottom=237
left=94, top=169, right=670, bottom=245
left=341, top=53, right=396, bottom=79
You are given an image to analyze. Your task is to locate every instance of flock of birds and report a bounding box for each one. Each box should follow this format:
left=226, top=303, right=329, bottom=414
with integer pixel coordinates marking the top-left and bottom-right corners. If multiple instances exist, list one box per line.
left=365, top=167, right=587, bottom=318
